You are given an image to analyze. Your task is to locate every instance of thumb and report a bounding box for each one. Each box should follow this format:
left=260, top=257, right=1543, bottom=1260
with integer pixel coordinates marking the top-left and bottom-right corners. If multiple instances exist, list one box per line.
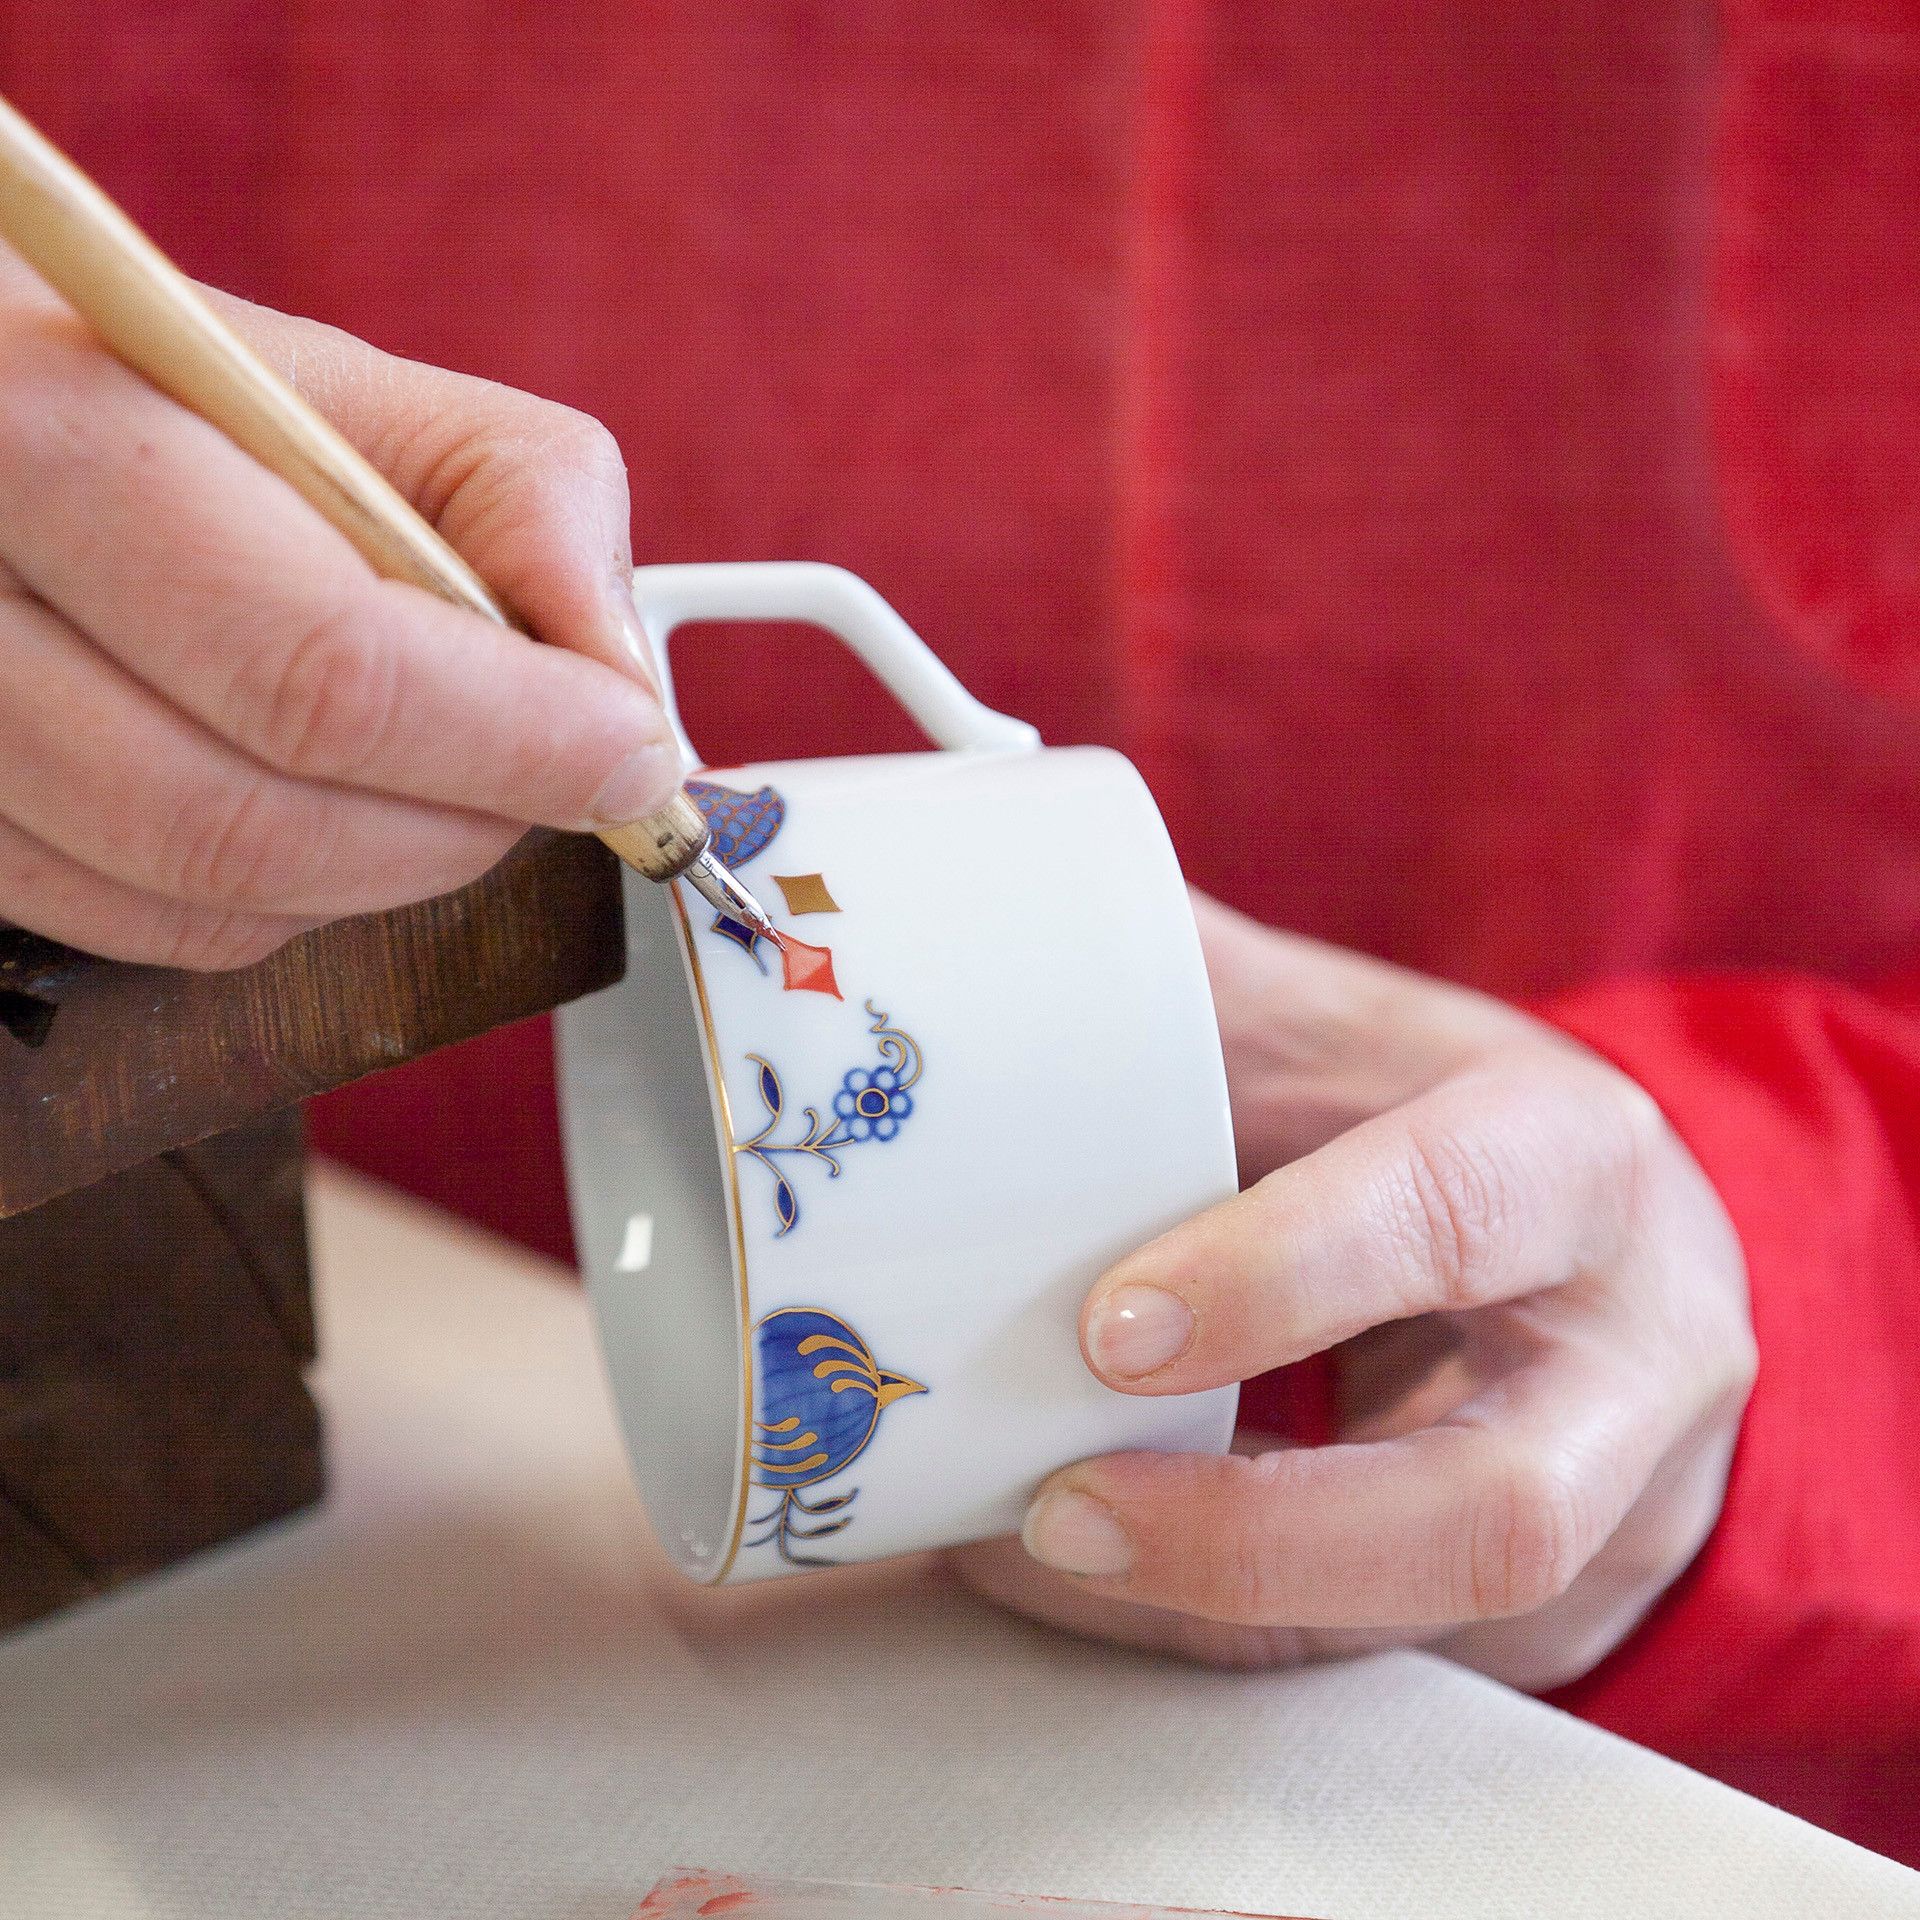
left=204, top=287, right=657, bottom=693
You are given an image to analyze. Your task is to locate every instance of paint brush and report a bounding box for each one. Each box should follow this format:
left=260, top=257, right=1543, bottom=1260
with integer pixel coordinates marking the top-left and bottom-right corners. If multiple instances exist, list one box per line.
left=0, top=91, right=777, bottom=941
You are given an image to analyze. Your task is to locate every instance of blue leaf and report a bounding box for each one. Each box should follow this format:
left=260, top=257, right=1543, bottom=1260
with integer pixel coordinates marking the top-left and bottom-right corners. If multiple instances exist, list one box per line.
left=711, top=914, right=767, bottom=970
left=758, top=1060, right=783, bottom=1119
left=774, top=1177, right=798, bottom=1236
left=788, top=1515, right=854, bottom=1540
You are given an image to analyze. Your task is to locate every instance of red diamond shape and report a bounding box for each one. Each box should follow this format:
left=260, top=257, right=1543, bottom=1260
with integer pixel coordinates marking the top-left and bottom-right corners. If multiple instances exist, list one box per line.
left=775, top=933, right=842, bottom=999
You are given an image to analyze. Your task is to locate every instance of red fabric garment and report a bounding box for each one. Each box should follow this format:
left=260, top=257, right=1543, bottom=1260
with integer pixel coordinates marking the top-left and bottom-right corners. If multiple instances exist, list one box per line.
left=6, top=0, right=1920, bottom=1862
left=1539, top=972, right=1920, bottom=1864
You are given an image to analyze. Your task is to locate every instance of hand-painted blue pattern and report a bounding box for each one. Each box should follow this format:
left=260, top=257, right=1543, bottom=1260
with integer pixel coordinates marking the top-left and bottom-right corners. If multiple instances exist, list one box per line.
left=711, top=912, right=771, bottom=971
left=687, top=779, right=789, bottom=966
left=832, top=1062, right=914, bottom=1141
left=747, top=1306, right=925, bottom=1566
left=688, top=786, right=932, bottom=1565
left=686, top=779, right=786, bottom=868
left=732, top=1001, right=922, bottom=1236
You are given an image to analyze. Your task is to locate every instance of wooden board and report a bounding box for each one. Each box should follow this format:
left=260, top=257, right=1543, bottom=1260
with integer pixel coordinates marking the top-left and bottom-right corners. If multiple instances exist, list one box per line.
left=0, top=829, right=624, bottom=1218
left=0, top=1108, right=318, bottom=1632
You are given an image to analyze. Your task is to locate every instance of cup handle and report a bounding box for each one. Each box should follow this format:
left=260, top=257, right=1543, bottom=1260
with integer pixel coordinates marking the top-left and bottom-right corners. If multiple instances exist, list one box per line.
left=629, top=562, right=1042, bottom=767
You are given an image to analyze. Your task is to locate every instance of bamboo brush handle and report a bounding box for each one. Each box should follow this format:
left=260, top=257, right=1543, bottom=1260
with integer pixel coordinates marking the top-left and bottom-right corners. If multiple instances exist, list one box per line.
left=0, top=91, right=707, bottom=880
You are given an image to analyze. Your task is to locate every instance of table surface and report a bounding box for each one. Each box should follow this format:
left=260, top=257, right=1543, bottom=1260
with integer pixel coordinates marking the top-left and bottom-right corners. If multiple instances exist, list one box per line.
left=2, top=1165, right=1914, bottom=1920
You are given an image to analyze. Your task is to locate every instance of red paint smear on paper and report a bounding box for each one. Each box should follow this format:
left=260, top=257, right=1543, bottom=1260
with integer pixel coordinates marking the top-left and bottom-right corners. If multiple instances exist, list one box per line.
left=635, top=1871, right=749, bottom=1917
left=772, top=929, right=842, bottom=999
left=637, top=1867, right=1320, bottom=1919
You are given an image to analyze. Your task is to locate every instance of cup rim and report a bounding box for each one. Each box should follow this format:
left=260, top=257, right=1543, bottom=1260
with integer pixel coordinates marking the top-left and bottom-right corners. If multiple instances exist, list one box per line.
left=662, top=880, right=757, bottom=1582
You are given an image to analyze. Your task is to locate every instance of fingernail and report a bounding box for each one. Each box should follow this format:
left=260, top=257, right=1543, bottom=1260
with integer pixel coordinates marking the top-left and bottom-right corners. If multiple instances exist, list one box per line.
left=612, top=593, right=664, bottom=699
left=1085, top=1284, right=1194, bottom=1380
left=587, top=739, right=684, bottom=825
left=1022, top=1488, right=1134, bottom=1578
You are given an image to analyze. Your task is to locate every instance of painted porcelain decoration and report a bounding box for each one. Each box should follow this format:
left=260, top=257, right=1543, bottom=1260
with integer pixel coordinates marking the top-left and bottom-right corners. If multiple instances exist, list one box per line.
left=684, top=774, right=931, bottom=1561
left=557, top=563, right=1239, bottom=1584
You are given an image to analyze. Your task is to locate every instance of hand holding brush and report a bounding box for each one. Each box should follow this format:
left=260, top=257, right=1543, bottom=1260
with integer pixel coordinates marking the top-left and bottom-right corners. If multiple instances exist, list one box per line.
left=0, top=93, right=771, bottom=966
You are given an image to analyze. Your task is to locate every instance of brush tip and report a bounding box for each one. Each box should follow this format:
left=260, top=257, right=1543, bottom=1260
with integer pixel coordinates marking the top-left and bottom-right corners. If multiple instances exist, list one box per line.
left=682, top=849, right=778, bottom=940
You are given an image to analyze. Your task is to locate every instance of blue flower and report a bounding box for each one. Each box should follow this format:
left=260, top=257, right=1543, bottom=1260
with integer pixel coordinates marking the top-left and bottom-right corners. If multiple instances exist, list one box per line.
left=832, top=1064, right=914, bottom=1142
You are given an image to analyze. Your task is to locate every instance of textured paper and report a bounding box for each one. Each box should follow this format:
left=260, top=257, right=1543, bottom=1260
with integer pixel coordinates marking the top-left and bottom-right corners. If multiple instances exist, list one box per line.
left=0, top=1167, right=1913, bottom=1920
left=637, top=1868, right=1318, bottom=1917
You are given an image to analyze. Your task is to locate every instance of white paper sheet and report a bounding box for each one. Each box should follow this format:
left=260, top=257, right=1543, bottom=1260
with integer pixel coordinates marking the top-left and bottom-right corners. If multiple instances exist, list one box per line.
left=0, top=1166, right=1912, bottom=1919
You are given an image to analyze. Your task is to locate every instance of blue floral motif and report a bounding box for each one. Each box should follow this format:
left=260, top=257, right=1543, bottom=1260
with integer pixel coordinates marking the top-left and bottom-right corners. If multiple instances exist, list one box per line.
left=732, top=1002, right=923, bottom=1236
left=832, top=1065, right=914, bottom=1142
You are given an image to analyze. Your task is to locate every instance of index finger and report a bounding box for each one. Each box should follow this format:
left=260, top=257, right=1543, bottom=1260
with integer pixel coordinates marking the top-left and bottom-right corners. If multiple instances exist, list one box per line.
left=1079, top=1049, right=1660, bottom=1394
left=200, top=288, right=655, bottom=685
left=0, top=308, right=681, bottom=829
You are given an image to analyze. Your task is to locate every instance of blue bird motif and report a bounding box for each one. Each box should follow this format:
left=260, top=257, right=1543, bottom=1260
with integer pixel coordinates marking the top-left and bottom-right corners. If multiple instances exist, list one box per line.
left=746, top=1306, right=926, bottom=1566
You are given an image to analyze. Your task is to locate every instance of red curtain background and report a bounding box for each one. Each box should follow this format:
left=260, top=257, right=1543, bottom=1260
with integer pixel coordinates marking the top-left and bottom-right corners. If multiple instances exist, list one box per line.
left=7, top=0, right=1920, bottom=1859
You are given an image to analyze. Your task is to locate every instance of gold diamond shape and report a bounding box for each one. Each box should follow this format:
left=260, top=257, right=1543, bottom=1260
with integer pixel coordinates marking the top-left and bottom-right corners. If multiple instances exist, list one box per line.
left=771, top=872, right=841, bottom=916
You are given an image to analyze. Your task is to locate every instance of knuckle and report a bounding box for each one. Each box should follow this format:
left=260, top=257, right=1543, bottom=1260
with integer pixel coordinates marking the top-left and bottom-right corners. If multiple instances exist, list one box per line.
left=1690, top=1295, right=1760, bottom=1413
left=1195, top=1455, right=1288, bottom=1625
left=1211, top=1539, right=1278, bottom=1627
left=502, top=405, right=630, bottom=529
left=245, top=602, right=399, bottom=779
left=499, top=398, right=625, bottom=483
left=1525, top=1042, right=1674, bottom=1244
left=477, top=392, right=625, bottom=493
left=159, top=777, right=291, bottom=908
left=1605, top=1071, right=1670, bottom=1161
left=402, top=396, right=628, bottom=577
left=1462, top=1446, right=1592, bottom=1619
left=537, top=404, right=627, bottom=484
left=1594, top=1065, right=1671, bottom=1224
left=1393, top=1118, right=1512, bottom=1313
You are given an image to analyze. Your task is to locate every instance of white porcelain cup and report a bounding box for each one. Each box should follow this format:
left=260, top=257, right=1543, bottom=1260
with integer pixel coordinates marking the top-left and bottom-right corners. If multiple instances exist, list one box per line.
left=557, top=563, right=1237, bottom=1584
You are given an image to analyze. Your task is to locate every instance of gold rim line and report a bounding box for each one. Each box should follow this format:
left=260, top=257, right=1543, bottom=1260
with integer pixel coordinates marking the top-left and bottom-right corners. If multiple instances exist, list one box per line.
left=666, top=882, right=755, bottom=1585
